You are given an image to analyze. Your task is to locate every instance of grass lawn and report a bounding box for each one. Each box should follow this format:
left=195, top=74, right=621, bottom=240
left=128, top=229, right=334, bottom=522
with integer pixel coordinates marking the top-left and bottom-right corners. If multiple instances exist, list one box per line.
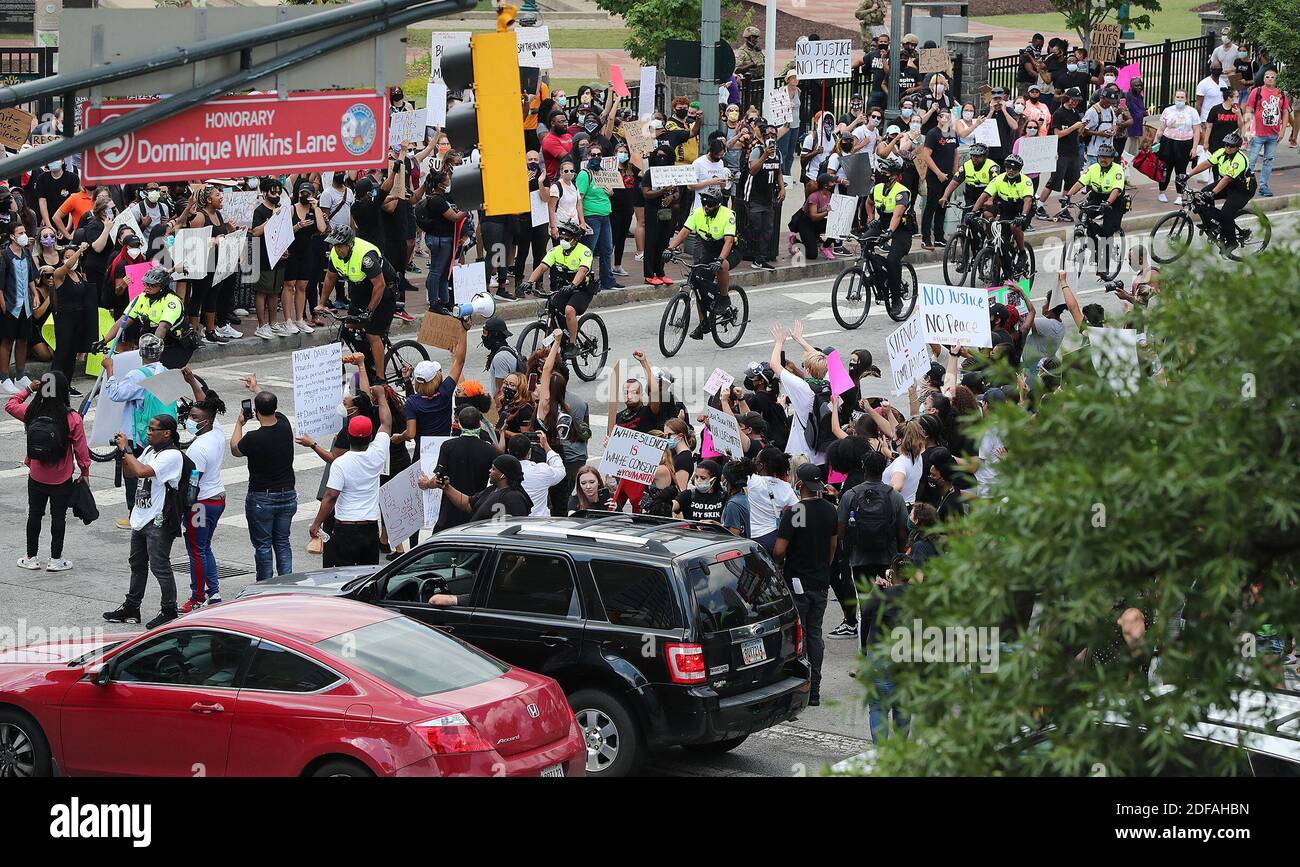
left=974, top=0, right=1205, bottom=43
left=408, top=27, right=627, bottom=51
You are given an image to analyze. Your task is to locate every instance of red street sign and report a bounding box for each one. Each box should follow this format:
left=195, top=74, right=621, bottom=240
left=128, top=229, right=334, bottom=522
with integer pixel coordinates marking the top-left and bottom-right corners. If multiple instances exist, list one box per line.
left=81, top=89, right=390, bottom=183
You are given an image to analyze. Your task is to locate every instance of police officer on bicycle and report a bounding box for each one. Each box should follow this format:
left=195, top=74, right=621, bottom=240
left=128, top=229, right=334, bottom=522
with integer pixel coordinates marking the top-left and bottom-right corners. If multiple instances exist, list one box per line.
left=938, top=142, right=1001, bottom=212
left=521, top=220, right=593, bottom=360
left=1181, top=131, right=1255, bottom=248
left=863, top=156, right=915, bottom=317
left=320, top=225, right=398, bottom=380
left=664, top=188, right=737, bottom=341
left=100, top=266, right=197, bottom=370
left=1064, top=144, right=1126, bottom=237
left=973, top=153, right=1035, bottom=262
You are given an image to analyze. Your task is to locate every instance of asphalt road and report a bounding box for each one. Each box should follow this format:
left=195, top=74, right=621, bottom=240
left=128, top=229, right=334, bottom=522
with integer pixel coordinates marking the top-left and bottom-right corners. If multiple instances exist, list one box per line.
left=1, top=210, right=1293, bottom=776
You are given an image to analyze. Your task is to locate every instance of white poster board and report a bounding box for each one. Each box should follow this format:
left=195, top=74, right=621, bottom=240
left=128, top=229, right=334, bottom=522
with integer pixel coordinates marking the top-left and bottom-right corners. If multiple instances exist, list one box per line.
left=766, top=87, right=792, bottom=126
left=1018, top=134, right=1057, bottom=175
left=516, top=26, right=552, bottom=69
left=428, top=31, right=472, bottom=86
left=213, top=228, right=247, bottom=285
left=795, top=40, right=853, bottom=80
left=389, top=109, right=426, bottom=147
left=971, top=120, right=1001, bottom=148
left=597, top=427, right=670, bottom=485
left=111, top=207, right=143, bottom=244
left=139, top=369, right=190, bottom=405
left=88, top=350, right=142, bottom=445
left=703, top=367, right=734, bottom=396
left=221, top=191, right=259, bottom=227
left=291, top=342, right=344, bottom=441
left=379, top=463, right=426, bottom=546
left=706, top=407, right=744, bottom=459
left=825, top=193, right=857, bottom=239
left=650, top=164, right=696, bottom=187
left=173, top=225, right=212, bottom=279
left=1088, top=327, right=1141, bottom=396
left=418, top=435, right=451, bottom=528
left=426, top=80, right=449, bottom=128
left=262, top=203, right=295, bottom=266
left=638, top=67, right=657, bottom=119
left=529, top=190, right=550, bottom=228
left=885, top=316, right=928, bottom=396
left=451, top=260, right=486, bottom=306
left=919, top=283, right=993, bottom=348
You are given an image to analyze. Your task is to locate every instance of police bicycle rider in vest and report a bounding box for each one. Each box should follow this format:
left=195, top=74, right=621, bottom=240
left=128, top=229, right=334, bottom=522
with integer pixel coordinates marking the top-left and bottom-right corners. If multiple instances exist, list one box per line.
left=320, top=225, right=398, bottom=379
left=972, top=152, right=1035, bottom=265
left=98, top=265, right=198, bottom=370
left=663, top=188, right=738, bottom=340
left=520, top=220, right=594, bottom=361
left=862, top=156, right=916, bottom=317
left=938, top=141, right=1000, bottom=243
left=1181, top=131, right=1256, bottom=248
left=1062, top=143, right=1126, bottom=271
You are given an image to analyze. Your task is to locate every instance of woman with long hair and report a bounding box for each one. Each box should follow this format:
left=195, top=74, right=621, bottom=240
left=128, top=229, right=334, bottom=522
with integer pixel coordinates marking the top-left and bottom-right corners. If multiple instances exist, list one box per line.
left=180, top=378, right=227, bottom=611
left=6, top=371, right=90, bottom=571
left=886, top=420, right=927, bottom=504
left=747, top=446, right=797, bottom=552
left=547, top=157, right=586, bottom=242
left=568, top=465, right=611, bottom=514
left=664, top=416, right=697, bottom=490
left=185, top=185, right=241, bottom=344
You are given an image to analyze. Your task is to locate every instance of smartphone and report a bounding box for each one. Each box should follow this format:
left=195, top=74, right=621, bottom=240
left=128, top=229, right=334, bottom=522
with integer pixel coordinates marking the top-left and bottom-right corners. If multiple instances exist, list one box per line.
left=527, top=372, right=539, bottom=393
left=241, top=399, right=253, bottom=421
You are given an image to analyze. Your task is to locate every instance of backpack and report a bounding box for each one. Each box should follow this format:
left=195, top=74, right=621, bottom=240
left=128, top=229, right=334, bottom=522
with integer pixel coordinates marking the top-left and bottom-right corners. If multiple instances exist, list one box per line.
left=414, top=195, right=442, bottom=234
left=803, top=381, right=835, bottom=453
left=160, top=451, right=199, bottom=538
left=848, top=483, right=897, bottom=553
left=489, top=344, right=527, bottom=376
left=26, top=411, right=68, bottom=464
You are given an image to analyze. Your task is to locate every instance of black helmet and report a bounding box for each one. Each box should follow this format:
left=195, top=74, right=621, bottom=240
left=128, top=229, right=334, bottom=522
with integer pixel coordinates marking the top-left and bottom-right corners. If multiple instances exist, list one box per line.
left=143, top=265, right=172, bottom=290
left=1097, top=144, right=1117, bottom=159
left=484, top=315, right=512, bottom=338
left=556, top=219, right=583, bottom=239
left=700, top=188, right=726, bottom=207
left=1222, top=131, right=1243, bottom=148
left=969, top=143, right=989, bottom=158
left=881, top=155, right=905, bottom=174
left=1003, top=154, right=1024, bottom=171
left=325, top=225, right=355, bottom=246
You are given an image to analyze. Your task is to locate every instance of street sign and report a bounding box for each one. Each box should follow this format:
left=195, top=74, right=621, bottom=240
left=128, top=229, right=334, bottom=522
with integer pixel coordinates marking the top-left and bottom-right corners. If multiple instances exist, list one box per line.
left=81, top=90, right=389, bottom=184
left=664, top=39, right=736, bottom=82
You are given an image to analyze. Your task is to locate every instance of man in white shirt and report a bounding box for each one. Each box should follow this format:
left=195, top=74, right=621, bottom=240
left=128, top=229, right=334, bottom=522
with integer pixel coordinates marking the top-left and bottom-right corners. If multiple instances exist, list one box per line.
left=317, top=172, right=356, bottom=233
left=310, top=386, right=392, bottom=567
left=691, top=134, right=733, bottom=211
left=104, top=415, right=185, bottom=628
left=1195, top=63, right=1227, bottom=121
left=1210, top=28, right=1243, bottom=72
left=507, top=432, right=566, bottom=517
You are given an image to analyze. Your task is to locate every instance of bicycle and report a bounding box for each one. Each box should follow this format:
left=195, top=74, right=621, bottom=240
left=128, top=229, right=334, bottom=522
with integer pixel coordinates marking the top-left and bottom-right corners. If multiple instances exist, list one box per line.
left=830, top=231, right=918, bottom=329
left=329, top=311, right=429, bottom=397
left=942, top=205, right=990, bottom=287
left=1055, top=198, right=1126, bottom=281
left=658, top=251, right=750, bottom=357
left=514, top=282, right=609, bottom=381
left=1149, top=179, right=1272, bottom=264
left=972, top=217, right=1037, bottom=287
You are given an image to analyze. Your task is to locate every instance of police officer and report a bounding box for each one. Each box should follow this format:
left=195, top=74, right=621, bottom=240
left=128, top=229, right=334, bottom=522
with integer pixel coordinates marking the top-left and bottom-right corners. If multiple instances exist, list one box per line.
left=665, top=188, right=738, bottom=340
left=974, top=152, right=1035, bottom=261
left=101, top=266, right=196, bottom=369
left=521, top=220, right=593, bottom=359
left=1182, top=131, right=1255, bottom=247
left=320, top=225, right=398, bottom=379
left=1064, top=143, right=1126, bottom=263
left=863, top=156, right=916, bottom=317
left=939, top=142, right=1001, bottom=211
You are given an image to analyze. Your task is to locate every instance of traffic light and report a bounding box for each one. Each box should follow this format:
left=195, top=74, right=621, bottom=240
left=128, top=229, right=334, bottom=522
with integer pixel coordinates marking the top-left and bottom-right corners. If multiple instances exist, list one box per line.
left=440, top=31, right=529, bottom=216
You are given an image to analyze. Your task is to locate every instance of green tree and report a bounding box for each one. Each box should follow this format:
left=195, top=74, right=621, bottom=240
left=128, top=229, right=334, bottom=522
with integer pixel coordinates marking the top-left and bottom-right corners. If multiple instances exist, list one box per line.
left=856, top=245, right=1300, bottom=776
left=1047, top=0, right=1161, bottom=49
left=1221, top=0, right=1299, bottom=91
left=592, top=0, right=747, bottom=67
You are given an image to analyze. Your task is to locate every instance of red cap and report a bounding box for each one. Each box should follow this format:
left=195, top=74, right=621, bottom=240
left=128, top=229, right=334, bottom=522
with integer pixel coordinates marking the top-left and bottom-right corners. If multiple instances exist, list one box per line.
left=347, top=415, right=374, bottom=438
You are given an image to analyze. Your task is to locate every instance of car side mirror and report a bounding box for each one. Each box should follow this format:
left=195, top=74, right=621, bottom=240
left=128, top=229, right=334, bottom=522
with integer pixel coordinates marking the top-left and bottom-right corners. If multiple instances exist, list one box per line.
left=355, top=578, right=378, bottom=603
left=87, top=663, right=111, bottom=687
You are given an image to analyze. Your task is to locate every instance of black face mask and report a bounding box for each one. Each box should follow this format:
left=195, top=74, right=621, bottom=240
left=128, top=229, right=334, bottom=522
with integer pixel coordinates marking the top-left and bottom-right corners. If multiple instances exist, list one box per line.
left=266, top=191, right=281, bottom=204
left=674, top=108, right=688, bottom=119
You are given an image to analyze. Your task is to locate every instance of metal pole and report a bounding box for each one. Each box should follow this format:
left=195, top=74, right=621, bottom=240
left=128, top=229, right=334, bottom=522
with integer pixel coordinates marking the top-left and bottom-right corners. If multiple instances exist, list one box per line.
left=700, top=0, right=720, bottom=134
left=1, top=0, right=468, bottom=179
left=762, top=0, right=776, bottom=119
left=888, top=0, right=901, bottom=119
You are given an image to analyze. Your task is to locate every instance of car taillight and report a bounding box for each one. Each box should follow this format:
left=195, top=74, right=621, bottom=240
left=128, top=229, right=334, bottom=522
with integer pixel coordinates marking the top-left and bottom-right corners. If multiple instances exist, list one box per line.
left=412, top=713, right=494, bottom=754
left=665, top=642, right=707, bottom=684
left=794, top=617, right=805, bottom=656
left=715, top=550, right=743, bottom=563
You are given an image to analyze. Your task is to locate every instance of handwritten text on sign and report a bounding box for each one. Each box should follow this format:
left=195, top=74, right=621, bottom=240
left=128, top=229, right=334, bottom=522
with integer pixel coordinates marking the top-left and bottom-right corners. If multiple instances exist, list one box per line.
left=919, top=283, right=993, bottom=348
left=886, top=315, right=928, bottom=396
left=598, top=427, right=670, bottom=485
left=379, top=463, right=426, bottom=546
left=795, top=40, right=853, bottom=80
left=706, top=407, right=744, bottom=459
left=292, top=342, right=344, bottom=441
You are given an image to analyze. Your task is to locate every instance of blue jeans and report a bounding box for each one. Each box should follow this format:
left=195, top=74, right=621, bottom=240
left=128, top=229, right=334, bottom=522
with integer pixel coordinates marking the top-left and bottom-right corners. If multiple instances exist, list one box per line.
left=865, top=652, right=910, bottom=744
left=779, top=126, right=799, bottom=176
left=246, top=490, right=297, bottom=581
left=1246, top=134, right=1278, bottom=193
left=582, top=214, right=615, bottom=289
left=183, top=500, right=224, bottom=599
left=425, top=234, right=455, bottom=308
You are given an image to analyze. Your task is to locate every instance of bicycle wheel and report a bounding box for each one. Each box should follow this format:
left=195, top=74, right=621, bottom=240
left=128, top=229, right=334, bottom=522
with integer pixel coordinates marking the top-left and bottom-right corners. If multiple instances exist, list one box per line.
left=831, top=267, right=870, bottom=329
left=942, top=232, right=972, bottom=286
left=515, top=321, right=547, bottom=358
left=889, top=262, right=919, bottom=322
left=1226, top=208, right=1271, bottom=261
left=1149, top=211, right=1194, bottom=264
left=78, top=378, right=119, bottom=463
left=658, top=292, right=691, bottom=358
left=573, top=313, right=608, bottom=382
left=385, top=340, right=429, bottom=395
left=1018, top=243, right=1037, bottom=287
left=712, top=287, right=749, bottom=349
left=1098, top=230, right=1124, bottom=281
left=972, top=247, right=1001, bottom=286
left=1063, top=232, right=1092, bottom=283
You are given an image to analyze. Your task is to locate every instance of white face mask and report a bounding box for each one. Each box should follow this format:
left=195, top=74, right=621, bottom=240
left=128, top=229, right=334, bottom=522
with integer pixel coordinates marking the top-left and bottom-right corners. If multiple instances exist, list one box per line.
left=146, top=190, right=160, bottom=204
left=1104, top=75, right=1116, bottom=84
left=1222, top=35, right=1231, bottom=44
left=561, top=239, right=575, bottom=251
left=692, top=480, right=713, bottom=493
left=909, top=122, right=922, bottom=133
left=128, top=247, right=142, bottom=259
left=335, top=403, right=349, bottom=418
left=247, top=178, right=260, bottom=189
left=14, top=234, right=28, bottom=247
left=935, top=85, right=945, bottom=94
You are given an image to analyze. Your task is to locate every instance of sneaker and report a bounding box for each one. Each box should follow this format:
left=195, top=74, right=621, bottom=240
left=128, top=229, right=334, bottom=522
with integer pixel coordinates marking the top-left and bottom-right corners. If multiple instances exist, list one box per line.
left=394, top=309, right=415, bottom=322
left=271, top=323, right=288, bottom=336
left=612, top=265, right=629, bottom=276
left=217, top=324, right=242, bottom=339
left=332, top=299, right=349, bottom=311
left=0, top=379, right=18, bottom=395
left=1034, top=203, right=1050, bottom=219
left=234, top=308, right=250, bottom=317
left=207, top=593, right=223, bottom=606
left=115, top=518, right=132, bottom=529
left=204, top=330, right=228, bottom=345
left=1174, top=196, right=1183, bottom=206
left=102, top=605, right=141, bottom=624
left=1260, top=189, right=1274, bottom=198
left=689, top=323, right=707, bottom=340
left=13, top=375, right=32, bottom=391
left=283, top=321, right=300, bottom=335
left=1157, top=192, right=1168, bottom=203
left=146, top=609, right=178, bottom=630
left=69, top=387, right=82, bottom=397
left=646, top=276, right=663, bottom=285
left=829, top=620, right=857, bottom=638
left=16, top=556, right=42, bottom=571
left=561, top=345, right=578, bottom=361
left=788, top=233, right=797, bottom=257
left=45, top=558, right=72, bottom=572
left=819, top=245, right=834, bottom=260
left=226, top=315, right=241, bottom=326
left=659, top=276, right=674, bottom=285
left=494, top=288, right=517, bottom=302
left=255, top=325, right=273, bottom=340
left=488, top=275, right=499, bottom=289
left=760, top=261, right=777, bottom=271
left=296, top=319, right=315, bottom=334
left=634, top=252, right=644, bottom=262
left=606, top=282, right=625, bottom=290
left=179, top=597, right=205, bottom=614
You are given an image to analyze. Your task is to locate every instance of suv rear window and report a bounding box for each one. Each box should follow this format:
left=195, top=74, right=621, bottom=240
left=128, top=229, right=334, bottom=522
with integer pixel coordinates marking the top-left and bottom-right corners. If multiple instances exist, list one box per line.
left=316, top=617, right=507, bottom=697
left=688, top=549, right=791, bottom=633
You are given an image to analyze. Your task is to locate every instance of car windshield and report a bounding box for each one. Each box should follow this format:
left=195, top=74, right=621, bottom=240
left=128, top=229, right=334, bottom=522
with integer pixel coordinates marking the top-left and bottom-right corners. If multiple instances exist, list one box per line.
left=67, top=639, right=130, bottom=667
left=316, top=617, right=506, bottom=697
left=688, top=550, right=790, bottom=633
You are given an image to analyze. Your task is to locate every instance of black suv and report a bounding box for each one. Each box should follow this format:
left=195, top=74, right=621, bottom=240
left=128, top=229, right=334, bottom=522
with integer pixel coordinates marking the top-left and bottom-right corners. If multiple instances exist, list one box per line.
left=240, top=512, right=810, bottom=775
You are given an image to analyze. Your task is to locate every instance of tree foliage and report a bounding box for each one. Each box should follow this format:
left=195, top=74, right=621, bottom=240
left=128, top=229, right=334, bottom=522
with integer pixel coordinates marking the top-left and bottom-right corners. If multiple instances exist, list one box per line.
left=1221, top=0, right=1300, bottom=91
left=593, top=0, right=747, bottom=66
left=859, top=244, right=1300, bottom=776
left=1048, top=0, right=1161, bottom=49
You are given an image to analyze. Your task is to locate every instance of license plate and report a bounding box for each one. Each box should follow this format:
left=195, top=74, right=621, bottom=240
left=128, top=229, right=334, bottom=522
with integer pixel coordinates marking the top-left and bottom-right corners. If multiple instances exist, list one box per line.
left=741, top=638, right=767, bottom=666
left=541, top=764, right=565, bottom=778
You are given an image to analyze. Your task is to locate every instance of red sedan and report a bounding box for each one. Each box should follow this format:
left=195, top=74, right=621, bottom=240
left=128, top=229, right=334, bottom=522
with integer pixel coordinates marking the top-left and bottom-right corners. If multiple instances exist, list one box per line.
left=0, top=595, right=584, bottom=777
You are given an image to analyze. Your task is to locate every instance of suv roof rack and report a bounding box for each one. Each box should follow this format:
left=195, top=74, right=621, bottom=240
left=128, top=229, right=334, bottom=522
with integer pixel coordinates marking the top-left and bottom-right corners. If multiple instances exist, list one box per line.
left=489, top=520, right=675, bottom=555
left=567, top=510, right=736, bottom=538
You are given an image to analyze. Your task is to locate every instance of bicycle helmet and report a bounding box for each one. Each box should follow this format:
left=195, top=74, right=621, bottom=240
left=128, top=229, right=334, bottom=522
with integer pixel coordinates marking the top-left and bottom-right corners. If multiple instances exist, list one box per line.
left=700, top=188, right=726, bottom=208
left=142, top=265, right=172, bottom=292
left=325, top=225, right=355, bottom=246
left=1003, top=154, right=1024, bottom=172
left=556, top=220, right=583, bottom=239
left=881, top=156, right=905, bottom=175
left=1097, top=144, right=1117, bottom=159
left=969, top=143, right=989, bottom=158
left=1222, top=131, right=1243, bottom=148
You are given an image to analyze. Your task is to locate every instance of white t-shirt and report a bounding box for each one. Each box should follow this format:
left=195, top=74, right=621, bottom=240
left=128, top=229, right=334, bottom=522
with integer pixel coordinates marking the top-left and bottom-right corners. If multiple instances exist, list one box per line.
left=778, top=369, right=826, bottom=466
left=692, top=154, right=732, bottom=210
left=521, top=450, right=567, bottom=517
left=317, top=185, right=355, bottom=232
left=327, top=436, right=388, bottom=521
left=130, top=447, right=184, bottom=531
left=746, top=474, right=798, bottom=539
left=976, top=428, right=1004, bottom=497
left=885, top=452, right=923, bottom=505
left=187, top=424, right=226, bottom=501
left=1195, top=76, right=1225, bottom=121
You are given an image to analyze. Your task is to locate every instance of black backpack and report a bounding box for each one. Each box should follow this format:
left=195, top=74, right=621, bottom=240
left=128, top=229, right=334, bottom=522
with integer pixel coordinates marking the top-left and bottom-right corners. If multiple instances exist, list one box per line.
left=849, top=483, right=897, bottom=552
left=160, top=451, right=200, bottom=538
left=414, top=196, right=442, bottom=234
left=26, top=412, right=68, bottom=464
left=489, top=344, right=527, bottom=375
left=804, top=381, right=835, bottom=453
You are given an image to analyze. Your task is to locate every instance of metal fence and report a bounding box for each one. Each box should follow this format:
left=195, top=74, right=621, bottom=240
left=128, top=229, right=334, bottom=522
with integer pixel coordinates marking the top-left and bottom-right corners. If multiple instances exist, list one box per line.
left=0, top=47, right=57, bottom=121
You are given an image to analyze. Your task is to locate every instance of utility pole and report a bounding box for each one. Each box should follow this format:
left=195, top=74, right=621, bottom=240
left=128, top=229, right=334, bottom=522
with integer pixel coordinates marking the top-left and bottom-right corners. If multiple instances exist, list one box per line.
left=700, top=0, right=720, bottom=134
left=762, top=0, right=776, bottom=119
left=887, top=0, right=902, bottom=120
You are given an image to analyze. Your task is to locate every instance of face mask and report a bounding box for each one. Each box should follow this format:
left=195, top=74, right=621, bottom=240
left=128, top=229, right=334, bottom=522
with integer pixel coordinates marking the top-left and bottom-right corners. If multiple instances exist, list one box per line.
left=726, top=111, right=739, bottom=121
left=527, top=161, right=540, bottom=174
left=561, top=239, right=575, bottom=251
left=502, top=384, right=517, bottom=401
left=14, top=235, right=28, bottom=247
left=166, top=235, right=176, bottom=248
left=869, top=117, right=881, bottom=128
left=693, top=480, right=712, bottom=493
left=40, top=235, right=55, bottom=248
left=1067, top=63, right=1079, bottom=73
left=1104, top=75, right=1116, bottom=84
left=184, top=420, right=200, bottom=435
left=145, top=190, right=160, bottom=204
left=266, top=192, right=280, bottom=204
left=617, top=153, right=629, bottom=165
left=935, top=85, right=945, bottom=95
left=910, top=122, right=921, bottom=133
left=1012, top=104, right=1024, bottom=114
left=900, top=108, right=914, bottom=119
left=1175, top=98, right=1186, bottom=107
left=128, top=247, right=142, bottom=259
left=588, top=157, right=602, bottom=170
left=675, top=108, right=688, bottom=119
left=247, top=178, right=259, bottom=189
left=1222, top=35, right=1231, bottom=44
left=668, top=435, right=679, bottom=449
left=335, top=403, right=349, bottom=418
left=1210, top=70, right=1221, bottom=79
left=47, top=161, right=62, bottom=172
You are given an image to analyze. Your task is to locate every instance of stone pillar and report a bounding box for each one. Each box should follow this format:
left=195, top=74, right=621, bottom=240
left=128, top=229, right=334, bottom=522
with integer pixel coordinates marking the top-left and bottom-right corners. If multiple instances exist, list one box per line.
left=946, top=32, right=991, bottom=109
left=1198, top=10, right=1228, bottom=43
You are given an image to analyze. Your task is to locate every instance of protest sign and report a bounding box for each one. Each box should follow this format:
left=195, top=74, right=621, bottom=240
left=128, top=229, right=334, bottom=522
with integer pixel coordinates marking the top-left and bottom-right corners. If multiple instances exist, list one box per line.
left=622, top=121, right=654, bottom=156
left=825, top=193, right=857, bottom=239
left=598, top=427, right=670, bottom=485
left=988, top=281, right=1030, bottom=316
left=139, top=369, right=190, bottom=405
left=389, top=109, right=426, bottom=147
left=651, top=164, right=696, bottom=187
left=766, top=88, right=791, bottom=126
left=418, top=436, right=451, bottom=527
left=0, top=107, right=33, bottom=150
left=1018, top=134, right=1057, bottom=175
left=638, top=67, right=656, bottom=119
left=706, top=407, right=744, bottom=460
left=173, top=226, right=212, bottom=279
left=418, top=311, right=466, bottom=351
left=262, top=204, right=294, bottom=266
left=1088, top=327, right=1141, bottom=395
left=972, top=120, right=1001, bottom=148
left=221, top=191, right=259, bottom=227
left=428, top=31, right=472, bottom=85
left=886, top=316, right=927, bottom=396
left=919, top=283, right=992, bottom=348
left=29, top=134, right=60, bottom=147
left=426, top=80, right=449, bottom=128
left=529, top=189, right=550, bottom=228
left=919, top=47, right=950, bottom=75
left=826, top=350, right=856, bottom=397
left=125, top=261, right=152, bottom=301
left=1090, top=24, right=1121, bottom=64
left=451, top=260, right=486, bottom=306
left=292, top=342, right=344, bottom=441
left=111, top=208, right=143, bottom=245
left=88, top=350, right=142, bottom=446
left=379, top=463, right=426, bottom=545
left=516, top=26, right=552, bottom=69
left=1115, top=62, right=1141, bottom=93
left=796, top=39, right=852, bottom=80
left=610, top=65, right=630, bottom=98
left=704, top=367, right=734, bottom=396
left=596, top=54, right=612, bottom=85
left=593, top=156, right=622, bottom=191
left=214, top=229, right=247, bottom=285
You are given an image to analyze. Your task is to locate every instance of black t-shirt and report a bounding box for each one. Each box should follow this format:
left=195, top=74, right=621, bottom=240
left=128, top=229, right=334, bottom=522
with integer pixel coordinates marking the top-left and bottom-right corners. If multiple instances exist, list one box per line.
left=55, top=274, right=95, bottom=313
left=868, top=51, right=888, bottom=93
left=417, top=193, right=456, bottom=237
left=1017, top=47, right=1040, bottom=85
left=920, top=94, right=955, bottom=134
left=567, top=488, right=611, bottom=515
left=469, top=485, right=533, bottom=521
left=240, top=413, right=296, bottom=492
left=73, top=217, right=112, bottom=281
left=676, top=487, right=724, bottom=522
left=615, top=404, right=656, bottom=433
left=1207, top=107, right=1241, bottom=152
left=1044, top=54, right=1067, bottom=87
left=897, top=65, right=920, bottom=98
left=252, top=203, right=277, bottom=271
left=34, top=169, right=79, bottom=217
left=745, top=146, right=783, bottom=205
left=352, top=194, right=387, bottom=248
left=747, top=391, right=787, bottom=445
left=1052, top=105, right=1082, bottom=152
left=671, top=449, right=695, bottom=480
left=433, top=435, right=500, bottom=531
left=923, top=127, right=958, bottom=178
left=776, top=497, right=838, bottom=589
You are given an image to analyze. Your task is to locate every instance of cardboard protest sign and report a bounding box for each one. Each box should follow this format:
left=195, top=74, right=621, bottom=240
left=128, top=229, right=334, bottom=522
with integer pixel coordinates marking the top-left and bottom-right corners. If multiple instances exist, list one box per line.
left=796, top=39, right=852, bottom=80
left=426, top=80, right=449, bottom=128
left=596, top=54, right=612, bottom=85
left=598, top=427, right=670, bottom=484
left=0, top=107, right=34, bottom=150
left=919, top=47, right=950, bottom=75
left=972, top=120, right=1001, bottom=148
left=418, top=436, right=451, bottom=527
left=622, top=121, right=654, bottom=156
left=417, top=311, right=465, bottom=351
left=379, top=463, right=426, bottom=545
left=885, top=316, right=927, bottom=396
left=1018, top=134, right=1057, bottom=175
left=529, top=190, right=550, bottom=228
left=1090, top=24, right=1121, bottom=65
left=706, top=407, right=744, bottom=459
left=593, top=156, right=622, bottom=191
left=292, top=342, right=344, bottom=441
left=139, top=369, right=190, bottom=405
left=919, top=283, right=993, bottom=348
left=221, top=191, right=259, bottom=227
left=516, top=26, right=552, bottom=69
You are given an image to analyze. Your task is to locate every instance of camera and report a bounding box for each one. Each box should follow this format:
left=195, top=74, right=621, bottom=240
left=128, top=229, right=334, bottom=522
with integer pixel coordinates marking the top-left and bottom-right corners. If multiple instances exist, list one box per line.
left=1103, top=279, right=1123, bottom=294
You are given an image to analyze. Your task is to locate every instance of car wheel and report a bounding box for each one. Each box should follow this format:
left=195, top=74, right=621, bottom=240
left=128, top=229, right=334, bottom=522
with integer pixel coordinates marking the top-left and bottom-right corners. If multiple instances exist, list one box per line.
left=568, top=688, right=642, bottom=777
left=0, top=709, right=52, bottom=777
left=683, top=734, right=749, bottom=754
left=309, top=758, right=374, bottom=778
